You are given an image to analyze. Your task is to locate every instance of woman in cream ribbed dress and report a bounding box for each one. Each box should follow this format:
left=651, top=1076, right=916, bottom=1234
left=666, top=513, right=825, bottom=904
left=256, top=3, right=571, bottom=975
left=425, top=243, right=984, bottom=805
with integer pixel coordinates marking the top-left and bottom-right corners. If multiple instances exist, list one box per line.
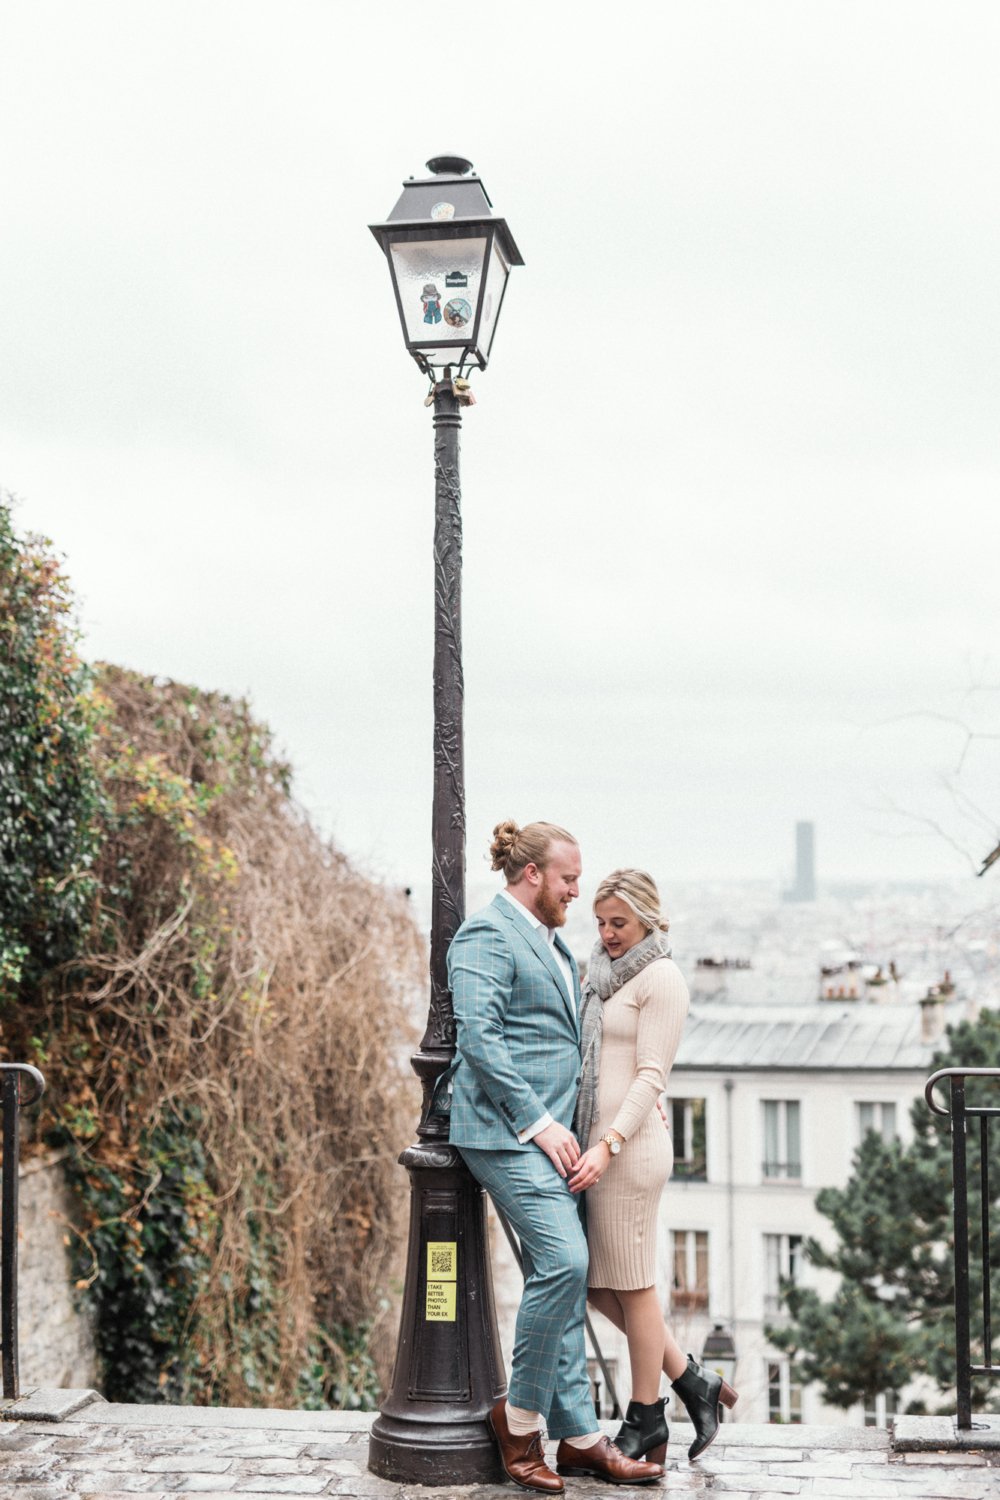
left=585, top=952, right=687, bottom=1286
left=568, top=869, right=738, bottom=1465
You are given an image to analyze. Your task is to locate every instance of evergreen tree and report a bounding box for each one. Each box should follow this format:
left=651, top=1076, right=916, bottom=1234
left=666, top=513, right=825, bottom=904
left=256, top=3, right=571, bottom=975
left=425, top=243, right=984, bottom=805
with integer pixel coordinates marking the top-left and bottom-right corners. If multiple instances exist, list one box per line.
left=767, top=1010, right=1000, bottom=1413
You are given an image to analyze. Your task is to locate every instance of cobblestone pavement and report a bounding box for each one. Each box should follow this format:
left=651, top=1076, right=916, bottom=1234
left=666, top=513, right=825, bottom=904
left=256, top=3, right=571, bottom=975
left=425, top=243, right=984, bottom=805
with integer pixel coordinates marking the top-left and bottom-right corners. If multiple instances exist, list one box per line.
left=0, top=1413, right=997, bottom=1500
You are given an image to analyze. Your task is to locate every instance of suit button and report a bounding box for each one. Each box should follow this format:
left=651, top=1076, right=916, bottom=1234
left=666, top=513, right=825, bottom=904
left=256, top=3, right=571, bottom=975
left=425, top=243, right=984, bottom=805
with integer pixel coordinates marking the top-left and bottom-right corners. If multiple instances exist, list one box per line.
left=575, top=1077, right=581, bottom=1086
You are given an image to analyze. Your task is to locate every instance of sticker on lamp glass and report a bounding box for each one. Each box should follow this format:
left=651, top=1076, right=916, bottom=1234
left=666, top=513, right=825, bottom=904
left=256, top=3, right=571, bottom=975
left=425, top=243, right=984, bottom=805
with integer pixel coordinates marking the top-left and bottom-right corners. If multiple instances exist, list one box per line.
left=431, top=202, right=455, bottom=220
left=445, top=271, right=468, bottom=288
left=421, top=284, right=442, bottom=325
left=443, top=297, right=472, bottom=329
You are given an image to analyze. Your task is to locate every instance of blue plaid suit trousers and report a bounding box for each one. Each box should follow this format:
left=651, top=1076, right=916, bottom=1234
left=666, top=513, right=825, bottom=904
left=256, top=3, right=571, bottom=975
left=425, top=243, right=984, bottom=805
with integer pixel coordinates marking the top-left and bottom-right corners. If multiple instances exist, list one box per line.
left=460, top=1144, right=594, bottom=1438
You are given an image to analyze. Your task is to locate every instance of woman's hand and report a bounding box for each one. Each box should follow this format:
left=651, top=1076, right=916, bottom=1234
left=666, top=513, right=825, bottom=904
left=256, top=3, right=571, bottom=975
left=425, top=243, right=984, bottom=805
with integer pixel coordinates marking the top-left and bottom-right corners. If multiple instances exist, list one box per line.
left=568, top=1141, right=611, bottom=1194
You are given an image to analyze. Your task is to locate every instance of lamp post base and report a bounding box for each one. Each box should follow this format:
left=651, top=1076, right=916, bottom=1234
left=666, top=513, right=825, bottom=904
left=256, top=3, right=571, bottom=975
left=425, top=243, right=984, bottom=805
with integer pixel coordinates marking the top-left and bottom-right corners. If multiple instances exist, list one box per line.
left=368, top=1414, right=503, bottom=1486
left=367, top=1142, right=507, bottom=1486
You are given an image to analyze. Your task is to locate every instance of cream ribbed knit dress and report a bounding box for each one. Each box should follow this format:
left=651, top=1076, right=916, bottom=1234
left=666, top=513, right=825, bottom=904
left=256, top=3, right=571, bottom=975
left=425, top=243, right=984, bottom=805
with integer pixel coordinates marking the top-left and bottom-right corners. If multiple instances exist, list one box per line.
left=586, top=957, right=690, bottom=1290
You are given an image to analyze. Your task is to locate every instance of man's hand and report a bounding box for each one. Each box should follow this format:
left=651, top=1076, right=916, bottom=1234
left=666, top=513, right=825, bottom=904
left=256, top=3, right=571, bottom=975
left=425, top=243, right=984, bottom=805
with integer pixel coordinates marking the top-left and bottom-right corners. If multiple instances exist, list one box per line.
left=534, top=1121, right=580, bottom=1178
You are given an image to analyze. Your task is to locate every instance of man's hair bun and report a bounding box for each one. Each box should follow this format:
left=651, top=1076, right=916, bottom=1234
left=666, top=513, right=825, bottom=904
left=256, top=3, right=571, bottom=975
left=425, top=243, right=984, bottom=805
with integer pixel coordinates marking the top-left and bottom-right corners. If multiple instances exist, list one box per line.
left=488, top=819, right=578, bottom=883
left=490, top=819, right=521, bottom=872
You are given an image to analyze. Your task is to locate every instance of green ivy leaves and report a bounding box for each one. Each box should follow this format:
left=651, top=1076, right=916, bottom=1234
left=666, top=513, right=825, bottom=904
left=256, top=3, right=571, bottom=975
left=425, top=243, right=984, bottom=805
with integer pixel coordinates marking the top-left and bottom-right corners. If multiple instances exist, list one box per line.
left=0, top=506, right=106, bottom=993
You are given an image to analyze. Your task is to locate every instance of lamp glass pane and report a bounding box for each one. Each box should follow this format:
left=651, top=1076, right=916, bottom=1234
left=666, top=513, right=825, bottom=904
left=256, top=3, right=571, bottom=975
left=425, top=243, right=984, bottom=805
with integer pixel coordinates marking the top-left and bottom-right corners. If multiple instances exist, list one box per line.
left=414, top=344, right=468, bottom=367
left=476, top=239, right=509, bottom=357
left=390, top=237, right=488, bottom=354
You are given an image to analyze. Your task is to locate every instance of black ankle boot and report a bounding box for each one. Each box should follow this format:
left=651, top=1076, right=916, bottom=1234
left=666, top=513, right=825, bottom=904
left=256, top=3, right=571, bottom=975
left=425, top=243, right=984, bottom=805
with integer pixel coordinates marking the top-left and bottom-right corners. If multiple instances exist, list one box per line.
left=613, top=1397, right=669, bottom=1465
left=671, top=1355, right=738, bottom=1460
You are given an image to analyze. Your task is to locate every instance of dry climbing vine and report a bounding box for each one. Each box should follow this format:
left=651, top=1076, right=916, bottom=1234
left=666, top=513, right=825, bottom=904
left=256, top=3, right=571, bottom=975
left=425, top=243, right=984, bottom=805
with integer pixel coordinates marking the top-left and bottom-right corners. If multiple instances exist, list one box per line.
left=0, top=503, right=423, bottom=1406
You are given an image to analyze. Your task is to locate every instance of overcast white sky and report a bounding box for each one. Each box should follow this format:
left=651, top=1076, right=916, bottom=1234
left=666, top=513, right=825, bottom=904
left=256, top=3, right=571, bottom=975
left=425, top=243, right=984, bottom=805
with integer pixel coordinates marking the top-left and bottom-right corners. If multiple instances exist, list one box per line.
left=2, top=2, right=1000, bottom=895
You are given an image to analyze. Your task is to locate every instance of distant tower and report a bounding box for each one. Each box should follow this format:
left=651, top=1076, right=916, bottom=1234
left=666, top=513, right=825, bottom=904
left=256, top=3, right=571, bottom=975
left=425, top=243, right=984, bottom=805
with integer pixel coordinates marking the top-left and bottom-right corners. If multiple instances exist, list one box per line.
left=787, top=821, right=816, bottom=903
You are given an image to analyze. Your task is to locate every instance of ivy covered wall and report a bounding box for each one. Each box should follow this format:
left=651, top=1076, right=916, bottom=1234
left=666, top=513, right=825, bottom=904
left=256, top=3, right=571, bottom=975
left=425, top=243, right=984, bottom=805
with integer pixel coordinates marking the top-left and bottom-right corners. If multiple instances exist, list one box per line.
left=0, top=504, right=422, bottom=1407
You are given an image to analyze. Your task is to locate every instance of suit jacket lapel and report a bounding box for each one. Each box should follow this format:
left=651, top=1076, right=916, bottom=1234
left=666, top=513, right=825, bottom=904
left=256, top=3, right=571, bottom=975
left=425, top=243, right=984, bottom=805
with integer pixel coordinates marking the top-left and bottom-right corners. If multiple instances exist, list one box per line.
left=492, top=895, right=577, bottom=1029
left=554, top=932, right=581, bottom=1037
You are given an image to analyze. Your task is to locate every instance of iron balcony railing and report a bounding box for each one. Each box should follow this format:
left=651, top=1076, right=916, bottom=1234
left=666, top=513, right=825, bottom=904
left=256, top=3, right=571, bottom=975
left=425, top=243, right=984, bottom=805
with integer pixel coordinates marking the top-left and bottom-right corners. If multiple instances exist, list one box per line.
left=0, top=1064, right=46, bottom=1399
left=925, top=1066, right=1000, bottom=1430
left=762, top=1160, right=802, bottom=1180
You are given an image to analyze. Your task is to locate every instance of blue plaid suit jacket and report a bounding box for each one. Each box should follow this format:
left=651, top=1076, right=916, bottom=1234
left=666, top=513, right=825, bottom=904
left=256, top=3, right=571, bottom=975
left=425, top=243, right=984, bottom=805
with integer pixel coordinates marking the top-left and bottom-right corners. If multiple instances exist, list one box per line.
left=444, top=894, right=582, bottom=1151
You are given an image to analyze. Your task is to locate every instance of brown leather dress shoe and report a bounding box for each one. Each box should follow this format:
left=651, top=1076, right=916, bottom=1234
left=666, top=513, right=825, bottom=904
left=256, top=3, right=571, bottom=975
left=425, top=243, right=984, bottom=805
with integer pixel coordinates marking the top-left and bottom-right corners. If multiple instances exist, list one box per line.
left=555, top=1434, right=664, bottom=1485
left=488, top=1399, right=564, bottom=1493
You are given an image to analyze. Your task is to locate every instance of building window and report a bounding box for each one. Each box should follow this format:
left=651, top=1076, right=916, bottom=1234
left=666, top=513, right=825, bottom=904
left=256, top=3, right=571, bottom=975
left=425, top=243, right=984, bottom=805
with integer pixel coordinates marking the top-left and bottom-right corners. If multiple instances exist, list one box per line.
left=669, top=1097, right=707, bottom=1180
left=671, top=1230, right=709, bottom=1311
left=763, top=1100, right=801, bottom=1180
left=764, top=1233, right=803, bottom=1316
left=857, top=1101, right=897, bottom=1145
left=767, top=1360, right=802, bottom=1424
left=863, top=1390, right=898, bottom=1428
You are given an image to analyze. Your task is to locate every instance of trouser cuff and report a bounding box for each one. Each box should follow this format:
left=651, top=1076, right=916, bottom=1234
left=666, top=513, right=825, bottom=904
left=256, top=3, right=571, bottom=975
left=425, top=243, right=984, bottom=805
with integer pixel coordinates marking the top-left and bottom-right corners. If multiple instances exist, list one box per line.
left=545, top=1416, right=606, bottom=1441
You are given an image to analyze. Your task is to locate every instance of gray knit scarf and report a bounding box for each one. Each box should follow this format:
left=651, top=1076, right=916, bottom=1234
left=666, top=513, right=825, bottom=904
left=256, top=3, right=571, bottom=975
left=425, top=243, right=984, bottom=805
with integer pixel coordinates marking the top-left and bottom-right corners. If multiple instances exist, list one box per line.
left=573, top=930, right=671, bottom=1143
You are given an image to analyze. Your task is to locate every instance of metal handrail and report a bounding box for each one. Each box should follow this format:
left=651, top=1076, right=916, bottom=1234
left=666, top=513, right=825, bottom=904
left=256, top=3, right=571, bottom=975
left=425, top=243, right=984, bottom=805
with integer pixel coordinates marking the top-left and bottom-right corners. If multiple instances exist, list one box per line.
left=925, top=1068, right=1000, bottom=1117
left=924, top=1066, right=1000, bottom=1429
left=0, top=1064, right=46, bottom=1399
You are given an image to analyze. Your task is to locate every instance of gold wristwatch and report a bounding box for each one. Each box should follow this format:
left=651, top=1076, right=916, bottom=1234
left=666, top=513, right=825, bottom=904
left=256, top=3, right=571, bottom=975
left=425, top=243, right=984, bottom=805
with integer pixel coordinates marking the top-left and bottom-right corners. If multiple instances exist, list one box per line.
left=600, top=1132, right=621, bottom=1157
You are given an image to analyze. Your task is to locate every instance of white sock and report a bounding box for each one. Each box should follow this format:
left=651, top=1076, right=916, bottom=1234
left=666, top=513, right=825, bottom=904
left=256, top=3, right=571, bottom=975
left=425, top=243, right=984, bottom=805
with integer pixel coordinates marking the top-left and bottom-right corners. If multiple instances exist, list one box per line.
left=563, top=1430, right=603, bottom=1450
left=506, top=1402, right=543, bottom=1436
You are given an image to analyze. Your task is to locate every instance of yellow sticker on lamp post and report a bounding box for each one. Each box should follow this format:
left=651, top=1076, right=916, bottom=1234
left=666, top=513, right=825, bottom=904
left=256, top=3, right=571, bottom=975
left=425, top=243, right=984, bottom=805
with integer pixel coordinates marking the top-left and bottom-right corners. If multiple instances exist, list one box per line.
left=425, top=1241, right=457, bottom=1321
left=427, top=1242, right=457, bottom=1281
left=425, top=1280, right=457, bottom=1320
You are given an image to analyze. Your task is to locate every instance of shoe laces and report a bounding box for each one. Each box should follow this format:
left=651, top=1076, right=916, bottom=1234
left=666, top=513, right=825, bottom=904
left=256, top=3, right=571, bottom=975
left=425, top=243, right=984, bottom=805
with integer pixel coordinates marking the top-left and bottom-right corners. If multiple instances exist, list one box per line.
left=527, top=1431, right=546, bottom=1464
left=605, top=1437, right=648, bottom=1471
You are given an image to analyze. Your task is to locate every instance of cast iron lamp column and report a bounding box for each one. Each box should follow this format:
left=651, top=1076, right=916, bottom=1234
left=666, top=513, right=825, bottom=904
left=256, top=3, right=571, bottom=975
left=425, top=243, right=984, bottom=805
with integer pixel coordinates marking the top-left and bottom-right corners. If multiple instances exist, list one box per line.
left=367, top=377, right=506, bottom=1484
left=368, top=156, right=523, bottom=1485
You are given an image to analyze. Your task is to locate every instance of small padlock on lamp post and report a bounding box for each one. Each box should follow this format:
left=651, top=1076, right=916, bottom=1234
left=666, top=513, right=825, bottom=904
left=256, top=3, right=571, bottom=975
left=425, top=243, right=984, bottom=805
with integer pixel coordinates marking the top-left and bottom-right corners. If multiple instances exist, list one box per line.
left=366, top=159, right=523, bottom=1486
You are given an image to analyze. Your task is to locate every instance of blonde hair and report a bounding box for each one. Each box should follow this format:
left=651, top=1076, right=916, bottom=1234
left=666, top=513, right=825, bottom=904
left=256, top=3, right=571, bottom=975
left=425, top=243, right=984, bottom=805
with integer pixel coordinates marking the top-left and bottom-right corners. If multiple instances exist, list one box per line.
left=593, top=868, right=670, bottom=934
left=490, top=819, right=578, bottom=884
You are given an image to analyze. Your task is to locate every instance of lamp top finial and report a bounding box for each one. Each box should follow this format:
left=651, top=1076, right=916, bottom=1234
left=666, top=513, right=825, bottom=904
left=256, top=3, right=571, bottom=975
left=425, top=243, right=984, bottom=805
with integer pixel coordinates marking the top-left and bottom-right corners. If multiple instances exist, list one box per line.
left=426, top=155, right=474, bottom=177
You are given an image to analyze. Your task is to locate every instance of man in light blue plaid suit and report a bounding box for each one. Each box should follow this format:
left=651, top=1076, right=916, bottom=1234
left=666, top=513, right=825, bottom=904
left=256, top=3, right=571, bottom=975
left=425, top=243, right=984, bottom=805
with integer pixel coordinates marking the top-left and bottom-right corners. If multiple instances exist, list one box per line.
left=445, top=821, right=662, bottom=1492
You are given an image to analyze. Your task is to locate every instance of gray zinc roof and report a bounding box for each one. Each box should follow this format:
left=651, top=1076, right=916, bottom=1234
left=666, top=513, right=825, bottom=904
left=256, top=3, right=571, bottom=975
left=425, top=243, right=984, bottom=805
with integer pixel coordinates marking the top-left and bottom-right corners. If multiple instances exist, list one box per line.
left=672, top=999, right=965, bottom=1072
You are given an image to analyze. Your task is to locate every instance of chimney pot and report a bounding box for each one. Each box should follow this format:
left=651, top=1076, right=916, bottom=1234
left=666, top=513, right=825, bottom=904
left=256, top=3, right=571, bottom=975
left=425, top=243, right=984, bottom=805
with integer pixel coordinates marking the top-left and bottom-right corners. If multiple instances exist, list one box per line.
left=920, top=993, right=946, bottom=1045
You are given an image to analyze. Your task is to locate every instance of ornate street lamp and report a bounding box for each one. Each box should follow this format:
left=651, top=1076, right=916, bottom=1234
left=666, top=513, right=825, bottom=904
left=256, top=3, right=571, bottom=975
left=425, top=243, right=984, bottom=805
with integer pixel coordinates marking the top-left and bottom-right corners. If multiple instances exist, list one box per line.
left=701, top=1324, right=738, bottom=1417
left=367, top=158, right=523, bottom=1486
left=368, top=154, right=523, bottom=376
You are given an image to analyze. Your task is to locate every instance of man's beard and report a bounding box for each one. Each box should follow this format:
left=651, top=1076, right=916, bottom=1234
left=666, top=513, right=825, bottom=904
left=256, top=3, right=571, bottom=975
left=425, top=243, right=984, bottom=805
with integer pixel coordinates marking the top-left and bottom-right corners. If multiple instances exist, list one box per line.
left=536, top=873, right=567, bottom=928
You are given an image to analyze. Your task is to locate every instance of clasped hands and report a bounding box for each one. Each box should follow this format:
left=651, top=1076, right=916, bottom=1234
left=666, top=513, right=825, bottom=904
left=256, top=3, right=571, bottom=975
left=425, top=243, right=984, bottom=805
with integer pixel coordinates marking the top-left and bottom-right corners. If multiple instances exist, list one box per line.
left=533, top=1097, right=668, bottom=1194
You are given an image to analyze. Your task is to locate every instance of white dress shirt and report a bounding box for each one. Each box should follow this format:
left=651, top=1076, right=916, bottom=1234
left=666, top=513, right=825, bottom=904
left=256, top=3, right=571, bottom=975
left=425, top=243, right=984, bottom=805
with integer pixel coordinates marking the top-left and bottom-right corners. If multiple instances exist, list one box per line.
left=498, top=887, right=576, bottom=1144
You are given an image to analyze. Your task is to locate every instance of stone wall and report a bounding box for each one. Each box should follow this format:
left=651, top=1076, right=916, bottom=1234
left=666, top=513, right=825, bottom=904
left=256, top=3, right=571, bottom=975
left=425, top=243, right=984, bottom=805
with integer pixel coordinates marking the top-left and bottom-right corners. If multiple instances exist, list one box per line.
left=15, top=1152, right=99, bottom=1391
